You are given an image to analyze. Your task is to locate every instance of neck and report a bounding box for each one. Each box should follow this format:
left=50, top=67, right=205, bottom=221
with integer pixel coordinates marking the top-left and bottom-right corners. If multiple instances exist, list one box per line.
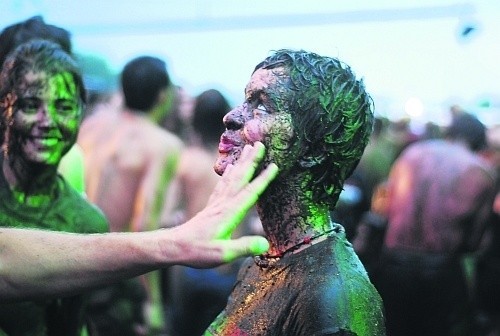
left=256, top=173, right=333, bottom=257
left=3, top=154, right=58, bottom=205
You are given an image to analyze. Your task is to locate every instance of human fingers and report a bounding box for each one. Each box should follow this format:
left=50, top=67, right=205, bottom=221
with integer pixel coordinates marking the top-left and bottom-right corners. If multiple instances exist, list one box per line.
left=221, top=236, right=270, bottom=263
left=171, top=229, right=270, bottom=268
left=216, top=163, right=278, bottom=239
left=209, top=142, right=266, bottom=202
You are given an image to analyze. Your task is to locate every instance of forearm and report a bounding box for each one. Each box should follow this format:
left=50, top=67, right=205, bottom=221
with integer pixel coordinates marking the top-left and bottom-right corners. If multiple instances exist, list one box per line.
left=0, top=228, right=164, bottom=301
left=0, top=142, right=278, bottom=302
left=0, top=221, right=256, bottom=301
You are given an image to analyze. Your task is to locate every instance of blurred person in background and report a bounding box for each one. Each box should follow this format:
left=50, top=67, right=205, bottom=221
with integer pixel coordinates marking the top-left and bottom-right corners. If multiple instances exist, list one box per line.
left=475, top=124, right=500, bottom=336
left=78, top=56, right=183, bottom=335
left=375, top=112, right=496, bottom=336
left=343, top=117, right=418, bottom=248
left=165, top=88, right=261, bottom=336
left=165, top=89, right=231, bottom=226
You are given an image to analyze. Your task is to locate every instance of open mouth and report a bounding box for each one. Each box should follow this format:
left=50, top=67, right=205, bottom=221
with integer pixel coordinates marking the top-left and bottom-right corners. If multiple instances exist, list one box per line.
left=218, top=133, right=244, bottom=154
left=218, top=142, right=234, bottom=154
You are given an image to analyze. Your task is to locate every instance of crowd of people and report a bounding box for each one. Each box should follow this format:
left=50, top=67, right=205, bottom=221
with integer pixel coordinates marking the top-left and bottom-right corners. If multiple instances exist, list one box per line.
left=350, top=112, right=500, bottom=336
left=0, top=15, right=499, bottom=336
left=0, top=16, right=277, bottom=336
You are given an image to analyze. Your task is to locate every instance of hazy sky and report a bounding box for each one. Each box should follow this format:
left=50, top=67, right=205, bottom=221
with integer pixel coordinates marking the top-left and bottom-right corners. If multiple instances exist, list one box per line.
left=2, top=0, right=499, bottom=126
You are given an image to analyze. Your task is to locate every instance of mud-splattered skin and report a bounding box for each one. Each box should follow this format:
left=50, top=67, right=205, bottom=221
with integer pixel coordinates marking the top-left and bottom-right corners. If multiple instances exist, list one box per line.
left=0, top=40, right=86, bottom=205
left=210, top=50, right=384, bottom=335
left=11, top=71, right=80, bottom=164
left=215, top=66, right=332, bottom=255
left=205, top=231, right=385, bottom=336
left=214, top=67, right=296, bottom=176
left=2, top=70, right=81, bottom=204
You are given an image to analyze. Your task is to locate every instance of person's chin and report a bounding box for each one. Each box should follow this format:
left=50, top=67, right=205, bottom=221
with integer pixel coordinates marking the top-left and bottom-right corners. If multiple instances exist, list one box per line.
left=213, top=156, right=231, bottom=176
left=22, top=155, right=59, bottom=166
left=21, top=148, right=60, bottom=166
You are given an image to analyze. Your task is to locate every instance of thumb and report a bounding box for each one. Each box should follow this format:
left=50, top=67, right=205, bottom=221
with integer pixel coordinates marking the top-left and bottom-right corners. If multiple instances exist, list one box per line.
left=221, top=236, right=270, bottom=263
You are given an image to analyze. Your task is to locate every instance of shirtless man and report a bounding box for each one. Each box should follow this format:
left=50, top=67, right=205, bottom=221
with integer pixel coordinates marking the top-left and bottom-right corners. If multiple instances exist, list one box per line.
left=79, top=56, right=182, bottom=233
left=78, top=56, right=183, bottom=334
left=174, top=89, right=231, bottom=222
left=375, top=113, right=496, bottom=336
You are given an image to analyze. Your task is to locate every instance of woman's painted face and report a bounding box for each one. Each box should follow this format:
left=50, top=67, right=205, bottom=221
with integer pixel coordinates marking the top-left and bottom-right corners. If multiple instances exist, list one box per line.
left=8, top=70, right=81, bottom=166
left=214, top=67, right=296, bottom=175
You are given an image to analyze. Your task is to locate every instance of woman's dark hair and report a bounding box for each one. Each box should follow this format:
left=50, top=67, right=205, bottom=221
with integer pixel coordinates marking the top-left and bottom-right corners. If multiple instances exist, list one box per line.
left=0, top=16, right=72, bottom=68
left=192, top=89, right=231, bottom=146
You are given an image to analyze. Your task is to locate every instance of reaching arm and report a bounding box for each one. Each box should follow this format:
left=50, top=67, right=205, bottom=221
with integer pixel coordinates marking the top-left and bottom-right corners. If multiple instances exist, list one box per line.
left=0, top=142, right=277, bottom=302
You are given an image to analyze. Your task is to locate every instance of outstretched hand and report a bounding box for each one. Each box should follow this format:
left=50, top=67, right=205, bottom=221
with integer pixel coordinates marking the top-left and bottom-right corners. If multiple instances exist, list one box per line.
left=170, top=142, right=278, bottom=268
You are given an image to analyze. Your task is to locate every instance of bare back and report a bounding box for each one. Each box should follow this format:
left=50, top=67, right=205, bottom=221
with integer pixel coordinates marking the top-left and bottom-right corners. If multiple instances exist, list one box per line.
left=176, top=146, right=221, bottom=221
left=384, top=140, right=495, bottom=254
left=78, top=105, right=183, bottom=233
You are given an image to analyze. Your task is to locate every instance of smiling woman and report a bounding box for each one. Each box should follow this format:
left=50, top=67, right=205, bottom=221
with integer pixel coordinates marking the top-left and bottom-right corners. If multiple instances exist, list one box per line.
left=10, top=71, right=82, bottom=166
left=0, top=39, right=109, bottom=335
left=1, top=40, right=86, bottom=166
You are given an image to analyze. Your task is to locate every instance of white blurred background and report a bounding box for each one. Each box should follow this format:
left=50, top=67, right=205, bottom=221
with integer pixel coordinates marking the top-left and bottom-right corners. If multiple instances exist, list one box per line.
left=2, top=0, right=499, bottom=127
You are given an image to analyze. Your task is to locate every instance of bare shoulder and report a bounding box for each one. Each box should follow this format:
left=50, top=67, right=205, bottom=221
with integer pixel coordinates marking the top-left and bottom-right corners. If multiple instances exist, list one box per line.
left=78, top=108, right=120, bottom=142
left=144, top=121, right=184, bottom=154
left=177, top=146, right=218, bottom=181
left=80, top=98, right=122, bottom=129
left=178, top=146, right=214, bottom=168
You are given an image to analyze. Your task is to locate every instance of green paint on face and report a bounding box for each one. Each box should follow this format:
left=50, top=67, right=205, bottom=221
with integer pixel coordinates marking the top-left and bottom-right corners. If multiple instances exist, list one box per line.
left=45, top=71, right=82, bottom=133
left=10, top=71, right=82, bottom=166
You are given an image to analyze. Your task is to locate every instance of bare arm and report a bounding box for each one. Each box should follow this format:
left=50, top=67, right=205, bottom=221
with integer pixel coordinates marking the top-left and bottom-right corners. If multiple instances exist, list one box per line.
left=0, top=142, right=277, bottom=302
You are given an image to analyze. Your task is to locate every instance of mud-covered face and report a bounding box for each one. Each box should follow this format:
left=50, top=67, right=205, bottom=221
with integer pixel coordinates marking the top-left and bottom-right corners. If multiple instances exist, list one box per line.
left=7, top=70, right=81, bottom=166
left=214, top=67, right=297, bottom=175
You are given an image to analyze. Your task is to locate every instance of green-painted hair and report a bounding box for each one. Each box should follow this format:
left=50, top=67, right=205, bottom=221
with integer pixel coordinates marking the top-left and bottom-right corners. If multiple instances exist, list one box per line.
left=255, top=49, right=374, bottom=209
